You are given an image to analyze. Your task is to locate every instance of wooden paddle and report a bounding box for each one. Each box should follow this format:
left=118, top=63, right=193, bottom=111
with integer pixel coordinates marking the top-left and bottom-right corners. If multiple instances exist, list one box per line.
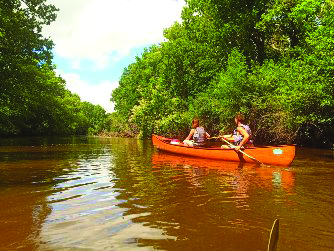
left=267, top=219, right=279, bottom=251
left=218, top=137, right=267, bottom=166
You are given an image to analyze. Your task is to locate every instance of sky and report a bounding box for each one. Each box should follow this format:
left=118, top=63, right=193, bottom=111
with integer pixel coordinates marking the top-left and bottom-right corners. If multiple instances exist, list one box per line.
left=42, top=0, right=186, bottom=113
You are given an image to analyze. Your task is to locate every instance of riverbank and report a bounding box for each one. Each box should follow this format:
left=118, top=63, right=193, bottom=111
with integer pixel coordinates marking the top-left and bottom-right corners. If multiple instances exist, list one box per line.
left=96, top=131, right=334, bottom=150
left=97, top=130, right=138, bottom=138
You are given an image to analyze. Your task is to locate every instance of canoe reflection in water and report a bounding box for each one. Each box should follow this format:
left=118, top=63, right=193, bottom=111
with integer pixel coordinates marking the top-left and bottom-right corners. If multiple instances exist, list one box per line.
left=151, top=151, right=296, bottom=194
left=152, top=151, right=292, bottom=250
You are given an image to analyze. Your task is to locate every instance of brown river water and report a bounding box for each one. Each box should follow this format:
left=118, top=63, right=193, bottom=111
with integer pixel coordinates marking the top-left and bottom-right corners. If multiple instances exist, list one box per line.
left=0, top=136, right=333, bottom=251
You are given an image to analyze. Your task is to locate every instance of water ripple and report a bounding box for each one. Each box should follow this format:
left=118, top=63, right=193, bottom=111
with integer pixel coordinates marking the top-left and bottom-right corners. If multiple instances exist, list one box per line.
left=1, top=138, right=334, bottom=250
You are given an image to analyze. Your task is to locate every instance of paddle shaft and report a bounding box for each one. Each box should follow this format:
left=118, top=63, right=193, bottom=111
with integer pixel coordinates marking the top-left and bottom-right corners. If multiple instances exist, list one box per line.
left=219, top=137, right=265, bottom=165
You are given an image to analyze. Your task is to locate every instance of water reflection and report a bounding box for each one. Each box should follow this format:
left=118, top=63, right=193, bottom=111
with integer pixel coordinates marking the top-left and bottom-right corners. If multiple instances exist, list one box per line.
left=152, top=151, right=296, bottom=194
left=0, top=137, right=333, bottom=250
left=36, top=138, right=176, bottom=250
left=147, top=152, right=301, bottom=250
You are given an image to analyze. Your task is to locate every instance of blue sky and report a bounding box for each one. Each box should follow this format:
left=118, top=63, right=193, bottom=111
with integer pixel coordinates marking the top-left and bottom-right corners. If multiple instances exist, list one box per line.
left=43, top=0, right=185, bottom=113
left=52, top=45, right=147, bottom=83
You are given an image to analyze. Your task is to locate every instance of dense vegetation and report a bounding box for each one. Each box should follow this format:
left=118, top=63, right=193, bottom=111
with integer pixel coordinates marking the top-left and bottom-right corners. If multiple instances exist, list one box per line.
left=0, top=0, right=108, bottom=136
left=1, top=0, right=333, bottom=148
left=111, top=0, right=334, bottom=148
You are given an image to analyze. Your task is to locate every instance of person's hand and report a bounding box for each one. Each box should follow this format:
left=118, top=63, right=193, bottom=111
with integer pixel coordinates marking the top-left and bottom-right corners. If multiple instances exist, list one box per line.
left=235, top=145, right=241, bottom=151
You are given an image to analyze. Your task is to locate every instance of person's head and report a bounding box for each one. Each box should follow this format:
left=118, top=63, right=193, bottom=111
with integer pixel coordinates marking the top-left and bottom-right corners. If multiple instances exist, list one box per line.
left=234, top=113, right=245, bottom=124
left=192, top=119, right=200, bottom=129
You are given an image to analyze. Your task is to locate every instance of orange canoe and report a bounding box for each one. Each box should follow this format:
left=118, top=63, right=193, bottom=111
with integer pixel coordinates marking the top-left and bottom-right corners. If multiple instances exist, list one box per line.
left=152, top=134, right=295, bottom=166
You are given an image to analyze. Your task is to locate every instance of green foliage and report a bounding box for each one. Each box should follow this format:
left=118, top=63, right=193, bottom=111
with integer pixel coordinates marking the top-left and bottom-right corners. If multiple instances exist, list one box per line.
left=104, top=112, right=133, bottom=134
left=154, top=111, right=192, bottom=139
left=0, top=0, right=108, bottom=137
left=110, top=0, right=334, bottom=147
left=80, top=102, right=107, bottom=135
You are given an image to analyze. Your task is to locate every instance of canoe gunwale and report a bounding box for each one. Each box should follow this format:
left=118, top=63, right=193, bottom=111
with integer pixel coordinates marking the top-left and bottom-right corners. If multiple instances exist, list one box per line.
left=156, top=135, right=295, bottom=149
left=152, top=134, right=295, bottom=166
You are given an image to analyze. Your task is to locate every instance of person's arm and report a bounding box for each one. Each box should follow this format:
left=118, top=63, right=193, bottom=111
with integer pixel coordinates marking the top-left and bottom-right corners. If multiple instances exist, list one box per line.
left=185, top=129, right=195, bottom=140
left=235, top=126, right=249, bottom=151
left=205, top=132, right=211, bottom=138
left=221, top=134, right=234, bottom=142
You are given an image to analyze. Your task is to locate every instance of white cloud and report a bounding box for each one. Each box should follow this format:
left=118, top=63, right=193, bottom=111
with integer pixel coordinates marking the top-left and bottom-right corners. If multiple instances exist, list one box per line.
left=60, top=72, right=118, bottom=113
left=44, top=0, right=186, bottom=113
left=44, top=0, right=185, bottom=69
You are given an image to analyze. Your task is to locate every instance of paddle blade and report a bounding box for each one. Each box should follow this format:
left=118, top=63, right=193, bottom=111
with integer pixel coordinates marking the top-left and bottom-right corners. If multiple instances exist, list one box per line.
left=267, top=219, right=279, bottom=251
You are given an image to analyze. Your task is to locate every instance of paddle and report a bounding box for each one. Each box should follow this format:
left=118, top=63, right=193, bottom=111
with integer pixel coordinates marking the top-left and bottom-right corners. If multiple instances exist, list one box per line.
left=218, top=137, right=267, bottom=166
left=267, top=219, right=279, bottom=251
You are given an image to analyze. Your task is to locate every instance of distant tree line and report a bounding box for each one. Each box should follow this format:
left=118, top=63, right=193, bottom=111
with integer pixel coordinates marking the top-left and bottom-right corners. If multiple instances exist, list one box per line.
left=111, top=0, right=334, bottom=148
left=1, top=0, right=333, bottom=148
left=0, top=0, right=109, bottom=136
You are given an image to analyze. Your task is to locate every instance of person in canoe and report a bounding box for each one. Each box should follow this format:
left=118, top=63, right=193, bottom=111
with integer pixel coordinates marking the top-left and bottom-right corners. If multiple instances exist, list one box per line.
left=221, top=113, right=253, bottom=151
left=183, top=119, right=211, bottom=147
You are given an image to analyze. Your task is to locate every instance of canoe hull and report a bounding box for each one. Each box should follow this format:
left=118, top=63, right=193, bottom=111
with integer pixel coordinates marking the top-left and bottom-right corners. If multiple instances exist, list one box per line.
left=152, top=135, right=295, bottom=166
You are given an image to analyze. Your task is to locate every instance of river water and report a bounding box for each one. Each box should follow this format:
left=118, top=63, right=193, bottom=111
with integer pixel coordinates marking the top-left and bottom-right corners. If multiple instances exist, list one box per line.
left=0, top=136, right=333, bottom=251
